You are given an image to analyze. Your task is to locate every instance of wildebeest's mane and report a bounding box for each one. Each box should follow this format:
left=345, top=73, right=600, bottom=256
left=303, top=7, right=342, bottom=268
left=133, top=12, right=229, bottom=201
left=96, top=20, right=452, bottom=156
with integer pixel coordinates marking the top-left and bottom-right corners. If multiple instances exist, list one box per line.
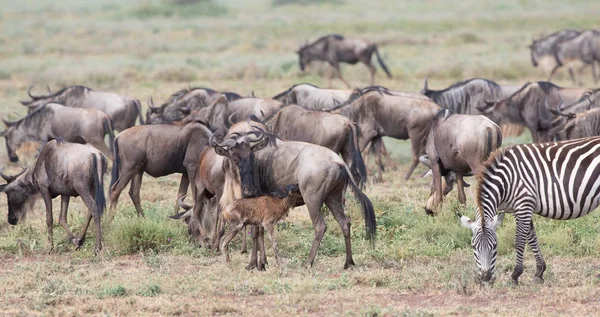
left=7, top=103, right=55, bottom=127
left=166, top=87, right=218, bottom=104
left=474, top=146, right=510, bottom=230
left=301, top=34, right=344, bottom=51
left=222, top=92, right=242, bottom=101
left=436, top=78, right=500, bottom=94
left=31, top=85, right=91, bottom=101
left=272, top=83, right=321, bottom=100
left=425, top=78, right=503, bottom=113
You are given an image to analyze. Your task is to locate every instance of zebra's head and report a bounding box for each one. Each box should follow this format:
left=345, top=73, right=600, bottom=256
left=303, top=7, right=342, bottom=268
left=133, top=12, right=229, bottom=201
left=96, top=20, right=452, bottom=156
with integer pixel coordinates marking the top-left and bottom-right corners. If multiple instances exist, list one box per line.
left=459, top=212, right=501, bottom=282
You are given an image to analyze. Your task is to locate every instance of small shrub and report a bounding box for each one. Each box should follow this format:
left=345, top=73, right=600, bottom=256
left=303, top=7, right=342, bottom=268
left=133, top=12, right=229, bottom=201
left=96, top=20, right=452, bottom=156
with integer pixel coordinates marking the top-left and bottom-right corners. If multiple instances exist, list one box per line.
left=139, top=283, right=162, bottom=297
left=99, top=285, right=127, bottom=298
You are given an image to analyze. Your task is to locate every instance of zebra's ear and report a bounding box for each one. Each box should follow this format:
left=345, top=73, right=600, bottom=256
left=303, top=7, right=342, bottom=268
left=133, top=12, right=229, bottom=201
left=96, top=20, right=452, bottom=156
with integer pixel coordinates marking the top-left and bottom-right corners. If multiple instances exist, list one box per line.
left=459, top=215, right=476, bottom=230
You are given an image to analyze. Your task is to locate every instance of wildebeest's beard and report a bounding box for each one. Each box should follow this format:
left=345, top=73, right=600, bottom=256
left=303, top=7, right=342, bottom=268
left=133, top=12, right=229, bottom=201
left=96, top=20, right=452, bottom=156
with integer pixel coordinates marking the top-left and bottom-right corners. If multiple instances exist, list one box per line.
left=1, top=128, right=22, bottom=163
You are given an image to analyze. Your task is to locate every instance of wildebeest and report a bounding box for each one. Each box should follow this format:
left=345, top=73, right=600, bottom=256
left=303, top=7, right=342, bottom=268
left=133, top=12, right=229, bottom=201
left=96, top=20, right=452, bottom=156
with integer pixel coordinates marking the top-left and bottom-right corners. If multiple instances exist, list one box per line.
left=0, top=103, right=114, bottom=161
left=204, top=120, right=376, bottom=269
left=556, top=88, right=600, bottom=113
left=0, top=139, right=107, bottom=252
left=108, top=121, right=212, bottom=216
left=146, top=87, right=242, bottom=124
left=529, top=30, right=581, bottom=76
left=476, top=81, right=586, bottom=142
left=297, top=34, right=392, bottom=87
left=550, top=30, right=600, bottom=85
left=219, top=184, right=302, bottom=268
left=332, top=86, right=441, bottom=182
left=422, top=109, right=502, bottom=215
left=20, top=85, right=144, bottom=131
left=549, top=108, right=600, bottom=140
left=183, top=94, right=283, bottom=135
left=261, top=105, right=367, bottom=187
left=272, top=83, right=362, bottom=111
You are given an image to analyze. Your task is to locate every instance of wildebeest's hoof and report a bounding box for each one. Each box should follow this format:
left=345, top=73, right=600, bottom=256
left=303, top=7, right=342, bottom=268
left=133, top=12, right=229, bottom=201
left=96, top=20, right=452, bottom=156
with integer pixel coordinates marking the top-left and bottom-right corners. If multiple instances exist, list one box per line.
left=245, top=262, right=257, bottom=271
left=532, top=276, right=544, bottom=284
left=257, top=263, right=266, bottom=271
left=344, top=259, right=356, bottom=269
left=464, top=182, right=471, bottom=188
left=511, top=278, right=519, bottom=286
left=424, top=208, right=436, bottom=216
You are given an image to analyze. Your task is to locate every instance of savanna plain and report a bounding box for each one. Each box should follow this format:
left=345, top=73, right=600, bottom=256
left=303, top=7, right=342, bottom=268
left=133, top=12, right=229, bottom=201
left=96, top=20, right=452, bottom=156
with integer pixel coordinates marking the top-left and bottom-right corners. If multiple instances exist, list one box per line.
left=1, top=0, right=600, bottom=316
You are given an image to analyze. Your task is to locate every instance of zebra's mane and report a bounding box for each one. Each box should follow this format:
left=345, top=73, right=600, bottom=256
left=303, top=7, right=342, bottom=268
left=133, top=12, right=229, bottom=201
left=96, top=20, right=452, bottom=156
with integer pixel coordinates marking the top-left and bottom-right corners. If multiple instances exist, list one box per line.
left=475, top=146, right=510, bottom=229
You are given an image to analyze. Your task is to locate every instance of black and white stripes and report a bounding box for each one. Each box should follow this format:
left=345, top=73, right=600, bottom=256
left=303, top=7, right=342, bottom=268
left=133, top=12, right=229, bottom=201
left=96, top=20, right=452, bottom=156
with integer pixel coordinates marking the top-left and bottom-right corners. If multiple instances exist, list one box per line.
left=461, top=136, right=600, bottom=284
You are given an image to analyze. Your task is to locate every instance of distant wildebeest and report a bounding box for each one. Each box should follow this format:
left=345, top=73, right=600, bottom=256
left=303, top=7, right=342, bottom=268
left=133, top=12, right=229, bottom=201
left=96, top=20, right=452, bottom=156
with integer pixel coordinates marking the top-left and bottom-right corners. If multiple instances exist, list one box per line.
left=297, top=34, right=392, bottom=87
left=421, top=78, right=523, bottom=137
left=332, top=86, right=441, bottom=182
left=0, top=139, right=107, bottom=252
left=201, top=121, right=376, bottom=269
left=109, top=122, right=212, bottom=216
left=476, top=81, right=586, bottom=142
left=218, top=184, right=302, bottom=268
left=550, top=30, right=600, bottom=85
left=0, top=103, right=114, bottom=161
left=272, top=83, right=362, bottom=111
left=20, top=85, right=144, bottom=131
left=183, top=94, right=283, bottom=135
left=529, top=29, right=581, bottom=77
left=261, top=105, right=367, bottom=187
left=146, top=87, right=242, bottom=124
left=422, top=109, right=502, bottom=215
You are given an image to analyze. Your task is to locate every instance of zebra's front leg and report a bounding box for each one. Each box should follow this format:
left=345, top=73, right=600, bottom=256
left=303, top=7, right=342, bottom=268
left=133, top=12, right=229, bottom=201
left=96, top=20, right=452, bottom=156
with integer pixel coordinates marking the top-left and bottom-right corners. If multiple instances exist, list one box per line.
left=526, top=220, right=546, bottom=284
left=511, top=211, right=533, bottom=285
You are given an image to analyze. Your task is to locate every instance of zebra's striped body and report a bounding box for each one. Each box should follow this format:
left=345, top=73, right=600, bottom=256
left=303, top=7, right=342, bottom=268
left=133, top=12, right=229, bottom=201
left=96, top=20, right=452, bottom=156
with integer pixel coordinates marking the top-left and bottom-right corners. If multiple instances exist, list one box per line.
left=462, top=136, right=600, bottom=283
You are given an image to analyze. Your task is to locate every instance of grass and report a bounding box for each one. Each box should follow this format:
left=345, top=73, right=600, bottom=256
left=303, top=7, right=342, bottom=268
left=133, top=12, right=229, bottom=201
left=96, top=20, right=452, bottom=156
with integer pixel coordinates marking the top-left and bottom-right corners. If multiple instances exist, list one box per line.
left=1, top=0, right=600, bottom=315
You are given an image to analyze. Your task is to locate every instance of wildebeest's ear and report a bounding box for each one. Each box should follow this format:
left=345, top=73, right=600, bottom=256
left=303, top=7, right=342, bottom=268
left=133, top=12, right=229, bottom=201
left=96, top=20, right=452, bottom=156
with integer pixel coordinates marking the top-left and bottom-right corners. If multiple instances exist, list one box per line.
left=214, top=146, right=229, bottom=157
left=180, top=106, right=190, bottom=115
left=20, top=100, right=32, bottom=106
left=251, top=137, right=269, bottom=152
left=2, top=118, right=16, bottom=127
left=0, top=184, right=6, bottom=192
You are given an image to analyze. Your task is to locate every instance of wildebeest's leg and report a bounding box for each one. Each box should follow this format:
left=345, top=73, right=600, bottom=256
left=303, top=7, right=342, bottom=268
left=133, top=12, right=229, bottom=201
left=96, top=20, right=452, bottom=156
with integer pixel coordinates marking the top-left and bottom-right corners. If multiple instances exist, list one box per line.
left=246, top=225, right=259, bottom=270
left=455, top=173, right=467, bottom=205
left=240, top=225, right=248, bottom=254
left=325, top=192, right=354, bottom=269
left=568, top=67, right=579, bottom=86
left=257, top=226, right=267, bottom=270
left=547, top=65, right=561, bottom=82
left=211, top=205, right=224, bottom=251
left=128, top=170, right=145, bottom=217
left=58, top=196, right=75, bottom=244
left=425, top=162, right=443, bottom=215
left=592, top=62, right=599, bottom=84
left=405, top=137, right=422, bottom=180
left=174, top=173, right=189, bottom=214
left=331, top=63, right=351, bottom=88
left=88, top=139, right=113, bottom=161
left=305, top=198, right=327, bottom=267
left=77, top=192, right=103, bottom=252
left=41, top=192, right=54, bottom=252
left=526, top=220, right=546, bottom=284
left=109, top=168, right=139, bottom=217
left=221, top=221, right=244, bottom=263
left=264, top=223, right=282, bottom=267
left=379, top=139, right=397, bottom=171
left=372, top=138, right=384, bottom=183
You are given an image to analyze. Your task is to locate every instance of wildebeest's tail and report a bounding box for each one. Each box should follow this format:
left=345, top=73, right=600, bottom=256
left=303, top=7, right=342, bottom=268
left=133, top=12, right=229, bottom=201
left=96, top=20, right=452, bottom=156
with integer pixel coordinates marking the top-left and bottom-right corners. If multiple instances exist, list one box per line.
left=373, top=45, right=392, bottom=78
left=91, top=154, right=106, bottom=217
left=134, top=99, right=145, bottom=125
left=340, top=164, right=376, bottom=245
left=110, top=138, right=120, bottom=188
left=103, top=117, right=115, bottom=154
left=347, top=123, right=367, bottom=188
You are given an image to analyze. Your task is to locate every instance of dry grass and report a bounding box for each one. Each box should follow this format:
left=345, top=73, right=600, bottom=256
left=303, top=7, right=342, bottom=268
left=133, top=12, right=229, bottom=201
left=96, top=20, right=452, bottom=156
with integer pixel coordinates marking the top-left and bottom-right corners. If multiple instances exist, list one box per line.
left=1, top=0, right=600, bottom=316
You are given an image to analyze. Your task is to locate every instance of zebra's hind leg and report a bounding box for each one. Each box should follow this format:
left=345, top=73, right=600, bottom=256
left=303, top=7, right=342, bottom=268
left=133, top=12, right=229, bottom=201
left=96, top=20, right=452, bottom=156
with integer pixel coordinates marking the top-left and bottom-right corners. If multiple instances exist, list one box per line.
left=526, top=220, right=546, bottom=284
left=511, top=208, right=534, bottom=285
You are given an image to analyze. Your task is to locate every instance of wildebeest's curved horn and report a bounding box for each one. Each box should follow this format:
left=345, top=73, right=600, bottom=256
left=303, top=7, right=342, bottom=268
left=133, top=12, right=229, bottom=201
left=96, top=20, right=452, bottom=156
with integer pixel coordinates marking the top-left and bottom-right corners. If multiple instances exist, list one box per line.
left=27, top=86, right=40, bottom=100
left=46, top=85, right=52, bottom=94
left=2, top=118, right=17, bottom=127
left=247, top=126, right=265, bottom=142
left=423, top=78, right=429, bottom=92
left=0, top=168, right=14, bottom=182
left=177, top=195, right=193, bottom=211
left=147, top=96, right=157, bottom=110
left=227, top=112, right=237, bottom=126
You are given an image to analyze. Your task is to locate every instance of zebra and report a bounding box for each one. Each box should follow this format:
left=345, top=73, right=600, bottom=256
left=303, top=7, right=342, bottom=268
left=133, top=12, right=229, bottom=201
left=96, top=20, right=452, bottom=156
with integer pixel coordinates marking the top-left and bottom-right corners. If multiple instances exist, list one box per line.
left=459, top=136, right=600, bottom=284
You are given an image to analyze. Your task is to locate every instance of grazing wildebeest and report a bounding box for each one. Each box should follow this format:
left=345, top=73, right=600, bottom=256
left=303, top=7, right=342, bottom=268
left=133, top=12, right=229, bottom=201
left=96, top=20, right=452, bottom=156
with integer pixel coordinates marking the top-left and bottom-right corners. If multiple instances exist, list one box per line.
left=261, top=105, right=367, bottom=187
left=184, top=94, right=283, bottom=135
left=108, top=121, right=212, bottom=216
left=272, top=83, right=362, bottom=111
left=549, top=108, right=600, bottom=140
left=332, top=86, right=441, bottom=182
left=203, top=121, right=376, bottom=269
left=529, top=30, right=581, bottom=77
left=218, top=184, right=302, bottom=267
left=421, top=78, right=524, bottom=137
left=20, top=85, right=144, bottom=131
left=146, top=87, right=242, bottom=124
left=297, top=34, right=392, bottom=87
left=422, top=109, right=502, bottom=215
left=0, top=139, right=107, bottom=252
left=460, top=136, right=600, bottom=284
left=0, top=103, right=114, bottom=161
left=550, top=30, right=600, bottom=85
left=476, top=81, right=586, bottom=142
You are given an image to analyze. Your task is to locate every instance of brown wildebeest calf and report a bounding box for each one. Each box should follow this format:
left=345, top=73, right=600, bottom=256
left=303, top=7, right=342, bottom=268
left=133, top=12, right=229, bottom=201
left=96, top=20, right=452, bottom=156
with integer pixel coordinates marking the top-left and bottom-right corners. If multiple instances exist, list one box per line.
left=422, top=109, right=502, bottom=215
left=0, top=139, right=107, bottom=252
left=297, top=34, right=392, bottom=87
left=109, top=121, right=212, bottom=216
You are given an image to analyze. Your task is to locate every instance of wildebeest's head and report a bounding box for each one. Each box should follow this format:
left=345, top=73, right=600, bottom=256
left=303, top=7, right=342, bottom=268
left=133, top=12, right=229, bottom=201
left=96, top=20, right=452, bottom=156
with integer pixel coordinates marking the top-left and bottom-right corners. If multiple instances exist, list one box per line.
left=145, top=96, right=166, bottom=124
left=296, top=44, right=313, bottom=72
left=528, top=39, right=541, bottom=67
left=0, top=119, right=25, bottom=162
left=19, top=85, right=71, bottom=112
left=211, top=126, right=271, bottom=198
left=0, top=168, right=29, bottom=225
left=420, top=78, right=432, bottom=96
